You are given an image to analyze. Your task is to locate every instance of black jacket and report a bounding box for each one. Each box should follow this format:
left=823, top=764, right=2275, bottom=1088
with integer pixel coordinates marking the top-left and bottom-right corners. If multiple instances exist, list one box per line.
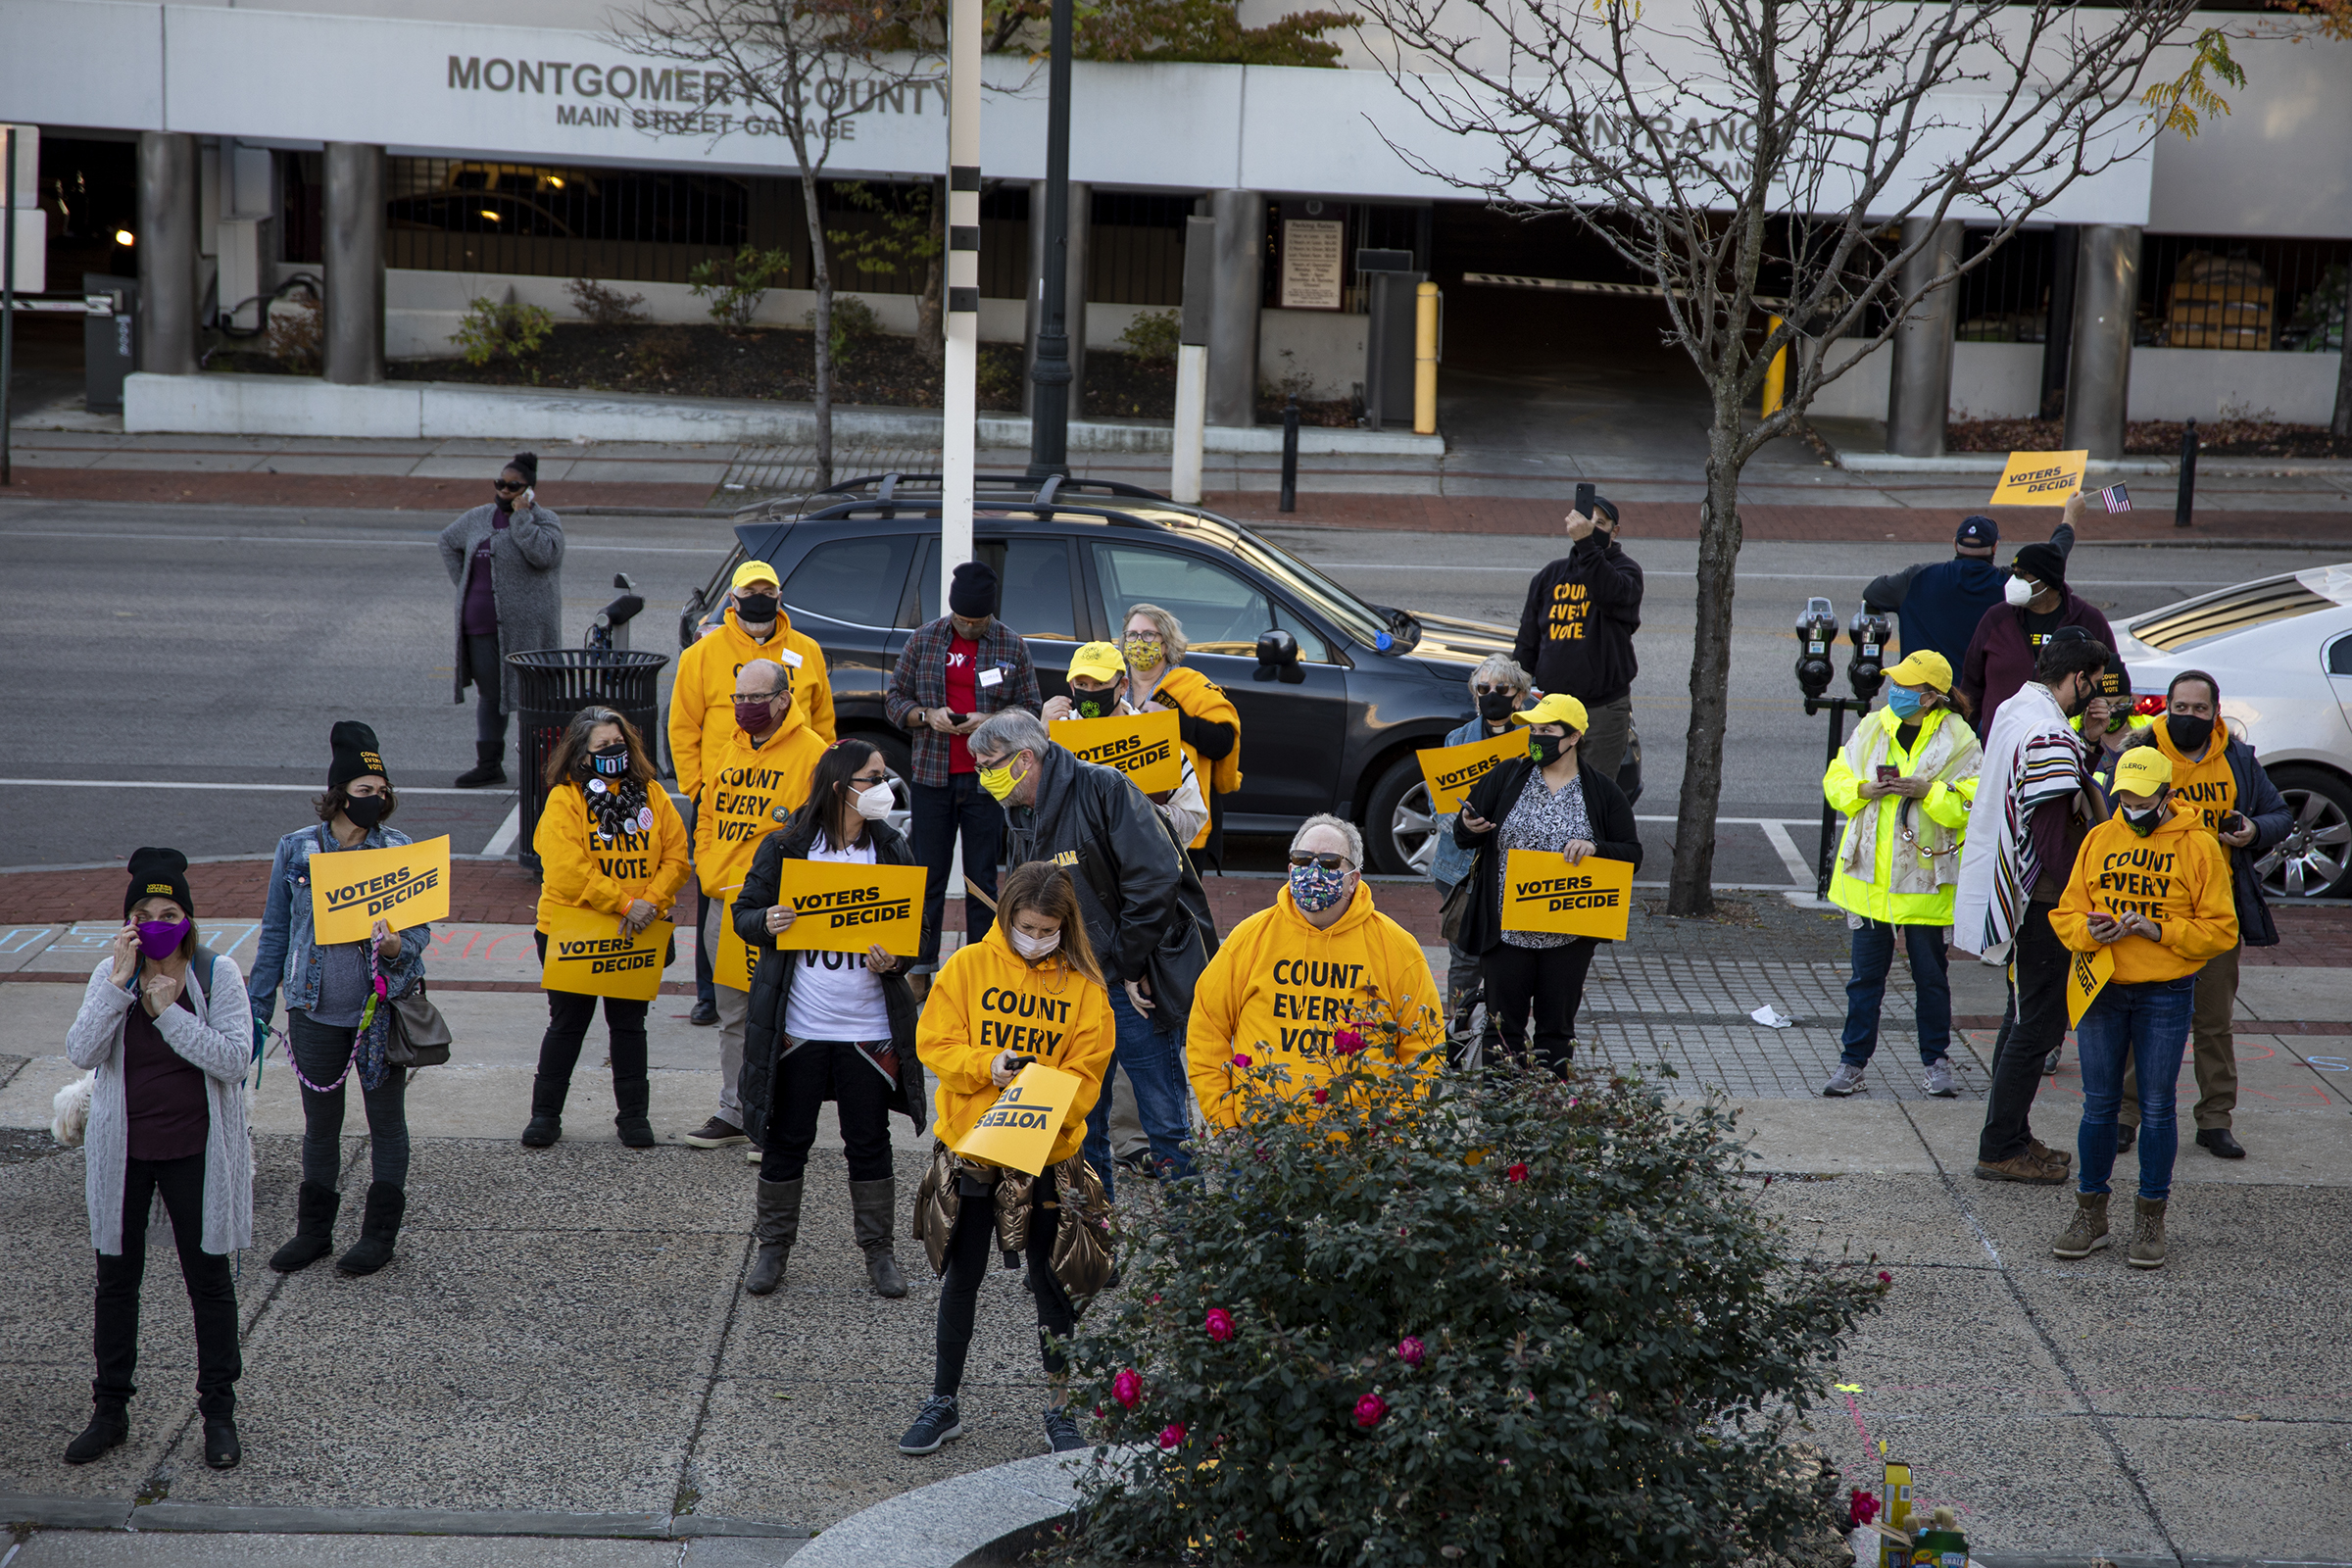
left=732, top=817, right=928, bottom=1146
left=1510, top=535, right=1644, bottom=709
left=1450, top=758, right=1642, bottom=956
left=2096, top=729, right=2291, bottom=949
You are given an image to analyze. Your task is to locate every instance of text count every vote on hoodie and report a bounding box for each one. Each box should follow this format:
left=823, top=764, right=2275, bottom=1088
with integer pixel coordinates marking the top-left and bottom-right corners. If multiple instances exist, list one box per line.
left=918, top=925, right=1116, bottom=1167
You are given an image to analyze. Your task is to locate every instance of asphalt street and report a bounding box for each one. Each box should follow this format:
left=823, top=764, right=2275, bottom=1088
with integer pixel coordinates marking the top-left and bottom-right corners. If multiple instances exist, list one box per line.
left=0, top=497, right=2328, bottom=882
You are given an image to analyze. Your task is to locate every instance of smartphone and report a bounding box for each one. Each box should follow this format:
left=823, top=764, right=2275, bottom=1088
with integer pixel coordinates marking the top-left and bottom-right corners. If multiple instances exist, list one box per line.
left=946, top=710, right=968, bottom=724
left=1876, top=764, right=1899, bottom=784
left=2221, top=810, right=2248, bottom=836
left=1574, top=481, right=1596, bottom=518
left=1005, top=1054, right=1036, bottom=1072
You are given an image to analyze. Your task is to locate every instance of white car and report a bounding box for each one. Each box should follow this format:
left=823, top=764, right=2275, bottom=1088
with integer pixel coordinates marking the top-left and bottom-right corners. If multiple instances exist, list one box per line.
left=2109, top=564, right=2352, bottom=899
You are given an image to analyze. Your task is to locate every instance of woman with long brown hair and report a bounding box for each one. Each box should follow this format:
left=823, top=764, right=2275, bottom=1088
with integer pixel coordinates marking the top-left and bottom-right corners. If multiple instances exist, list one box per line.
left=524, top=706, right=691, bottom=1149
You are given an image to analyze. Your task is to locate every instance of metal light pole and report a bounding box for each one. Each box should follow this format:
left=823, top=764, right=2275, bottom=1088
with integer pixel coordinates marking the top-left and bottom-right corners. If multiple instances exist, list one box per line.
left=3, top=125, right=18, bottom=488
left=941, top=0, right=982, bottom=608
left=1024, top=0, right=1074, bottom=478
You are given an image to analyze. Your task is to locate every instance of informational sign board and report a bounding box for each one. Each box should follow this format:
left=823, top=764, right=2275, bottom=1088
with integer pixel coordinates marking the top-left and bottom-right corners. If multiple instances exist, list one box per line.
left=770, top=860, right=925, bottom=957
left=951, top=1062, right=1085, bottom=1176
left=1052, top=709, right=1183, bottom=795
left=1988, top=449, right=2087, bottom=506
left=539, top=906, right=672, bottom=1000
left=310, top=836, right=451, bottom=945
left=1416, top=730, right=1526, bottom=813
left=1498, top=851, right=1636, bottom=941
left=1280, top=219, right=1346, bottom=310
left=2065, top=943, right=2116, bottom=1029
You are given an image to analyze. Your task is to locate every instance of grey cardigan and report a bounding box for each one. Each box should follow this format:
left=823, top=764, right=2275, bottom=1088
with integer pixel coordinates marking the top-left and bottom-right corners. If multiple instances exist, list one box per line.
left=67, top=956, right=256, bottom=1257
left=436, top=501, right=565, bottom=712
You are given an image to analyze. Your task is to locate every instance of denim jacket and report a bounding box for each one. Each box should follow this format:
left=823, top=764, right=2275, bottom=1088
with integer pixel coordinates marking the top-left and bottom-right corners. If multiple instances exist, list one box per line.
left=1432, top=715, right=1513, bottom=894
left=250, top=821, right=431, bottom=1027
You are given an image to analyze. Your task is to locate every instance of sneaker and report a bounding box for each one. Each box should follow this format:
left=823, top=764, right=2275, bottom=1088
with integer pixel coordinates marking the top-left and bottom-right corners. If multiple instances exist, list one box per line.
left=1974, top=1150, right=2067, bottom=1185
left=689, top=1001, right=719, bottom=1028
left=1820, top=1062, right=1866, bottom=1098
left=1043, top=1406, right=1086, bottom=1453
left=682, top=1117, right=747, bottom=1149
left=899, top=1395, right=963, bottom=1454
left=2043, top=1045, right=2063, bottom=1076
left=1115, top=1151, right=1158, bottom=1181
left=1922, top=1058, right=1961, bottom=1098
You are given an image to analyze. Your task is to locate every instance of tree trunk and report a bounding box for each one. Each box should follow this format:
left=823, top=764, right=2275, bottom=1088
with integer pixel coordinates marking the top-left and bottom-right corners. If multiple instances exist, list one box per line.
left=915, top=174, right=945, bottom=368
left=2333, top=270, right=2352, bottom=443
left=798, top=168, right=835, bottom=489
left=1667, top=399, right=1748, bottom=917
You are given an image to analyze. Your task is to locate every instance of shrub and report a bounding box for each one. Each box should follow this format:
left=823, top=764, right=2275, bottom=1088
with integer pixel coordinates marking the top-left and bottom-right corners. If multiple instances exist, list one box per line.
left=565, top=276, right=648, bottom=326
left=630, top=326, right=695, bottom=381
left=1062, top=1017, right=1883, bottom=1568
left=265, top=299, right=322, bottom=373
left=689, top=245, right=792, bottom=332
left=808, top=294, right=885, bottom=367
left=452, top=296, right=555, bottom=368
left=1119, top=307, right=1182, bottom=366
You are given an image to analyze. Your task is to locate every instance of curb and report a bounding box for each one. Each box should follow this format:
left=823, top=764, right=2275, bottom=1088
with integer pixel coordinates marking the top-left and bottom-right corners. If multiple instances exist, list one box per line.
left=0, top=1494, right=808, bottom=1541
left=784, top=1451, right=1089, bottom=1568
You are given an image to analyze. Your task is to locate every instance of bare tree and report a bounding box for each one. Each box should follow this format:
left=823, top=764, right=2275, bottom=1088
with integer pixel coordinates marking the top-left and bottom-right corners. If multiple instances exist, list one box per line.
left=1355, top=0, right=2242, bottom=913
left=612, top=0, right=941, bottom=486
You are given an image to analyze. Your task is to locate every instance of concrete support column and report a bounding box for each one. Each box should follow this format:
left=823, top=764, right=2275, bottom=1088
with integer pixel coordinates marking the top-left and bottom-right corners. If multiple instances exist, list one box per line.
left=2064, top=224, right=2140, bottom=461
left=136, top=131, right=198, bottom=376
left=323, top=142, right=385, bottom=386
left=1885, top=217, right=1963, bottom=458
left=1024, top=178, right=1088, bottom=416
left=1206, top=189, right=1265, bottom=428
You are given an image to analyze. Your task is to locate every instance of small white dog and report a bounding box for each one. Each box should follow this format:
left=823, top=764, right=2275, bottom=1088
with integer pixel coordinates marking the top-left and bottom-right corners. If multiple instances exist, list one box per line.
left=52, top=1071, right=95, bottom=1149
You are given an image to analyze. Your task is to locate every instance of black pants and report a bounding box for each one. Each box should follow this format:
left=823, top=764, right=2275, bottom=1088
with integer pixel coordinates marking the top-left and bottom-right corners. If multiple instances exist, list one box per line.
left=94, top=1152, right=240, bottom=1417
left=290, top=1010, right=410, bottom=1190
left=1480, top=938, right=1597, bottom=1077
left=759, top=1038, right=896, bottom=1183
left=532, top=931, right=651, bottom=1087
left=466, top=632, right=508, bottom=749
left=933, top=1170, right=1073, bottom=1398
left=1979, top=901, right=2066, bottom=1164
left=911, top=774, right=1004, bottom=966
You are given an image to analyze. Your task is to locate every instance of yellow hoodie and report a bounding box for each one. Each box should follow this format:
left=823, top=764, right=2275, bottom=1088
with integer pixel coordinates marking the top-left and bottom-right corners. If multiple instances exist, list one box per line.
left=668, top=608, right=835, bottom=799
left=532, top=780, right=692, bottom=932
left=918, top=924, right=1115, bottom=1165
left=2052, top=800, right=2238, bottom=985
left=2147, top=718, right=2238, bottom=836
left=1186, top=882, right=1442, bottom=1128
left=691, top=710, right=828, bottom=899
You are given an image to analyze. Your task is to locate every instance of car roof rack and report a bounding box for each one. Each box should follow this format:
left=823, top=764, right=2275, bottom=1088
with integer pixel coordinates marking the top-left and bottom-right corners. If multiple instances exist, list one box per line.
left=823, top=471, right=1171, bottom=504
left=792, top=497, right=1174, bottom=533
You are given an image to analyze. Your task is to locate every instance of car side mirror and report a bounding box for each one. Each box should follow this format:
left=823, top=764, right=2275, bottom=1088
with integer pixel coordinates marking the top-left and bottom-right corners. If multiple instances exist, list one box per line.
left=1253, top=628, right=1304, bottom=685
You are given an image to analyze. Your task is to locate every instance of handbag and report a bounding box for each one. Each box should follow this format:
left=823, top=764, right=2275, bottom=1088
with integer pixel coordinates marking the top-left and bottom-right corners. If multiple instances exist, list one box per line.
left=385, top=979, right=453, bottom=1069
left=1439, top=870, right=1475, bottom=946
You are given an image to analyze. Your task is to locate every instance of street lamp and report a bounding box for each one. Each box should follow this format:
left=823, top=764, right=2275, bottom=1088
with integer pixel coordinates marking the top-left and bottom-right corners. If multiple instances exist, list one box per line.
left=1025, top=0, right=1074, bottom=478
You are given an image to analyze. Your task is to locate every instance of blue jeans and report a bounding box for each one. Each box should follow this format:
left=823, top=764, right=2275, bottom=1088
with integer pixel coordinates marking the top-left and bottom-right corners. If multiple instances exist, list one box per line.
left=1838, top=920, right=1952, bottom=1068
left=2075, top=975, right=2197, bottom=1201
left=1083, top=983, right=1195, bottom=1200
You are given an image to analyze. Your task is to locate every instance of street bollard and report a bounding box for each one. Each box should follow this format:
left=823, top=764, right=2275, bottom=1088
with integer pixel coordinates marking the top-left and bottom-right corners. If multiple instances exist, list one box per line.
left=2175, top=417, right=2198, bottom=529
left=1280, top=396, right=1299, bottom=513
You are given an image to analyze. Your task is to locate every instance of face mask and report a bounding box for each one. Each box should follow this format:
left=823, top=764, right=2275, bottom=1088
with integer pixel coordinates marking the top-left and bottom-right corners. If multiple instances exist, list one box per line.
left=1886, top=685, right=1926, bottom=719
left=590, top=744, right=629, bottom=777
left=735, top=593, right=779, bottom=624
left=135, top=918, right=190, bottom=961
left=978, top=760, right=1024, bottom=803
left=1289, top=861, right=1349, bottom=913
left=2005, top=576, right=2035, bottom=609
left=851, top=781, right=893, bottom=820
left=734, top=697, right=775, bottom=734
left=1478, top=690, right=1516, bottom=722
left=2122, top=802, right=2165, bottom=837
left=1528, top=732, right=1573, bottom=767
left=342, top=793, right=389, bottom=829
left=1123, top=636, right=1164, bottom=671
left=2167, top=714, right=2215, bottom=756
left=1008, top=926, right=1059, bottom=960
left=1073, top=689, right=1117, bottom=720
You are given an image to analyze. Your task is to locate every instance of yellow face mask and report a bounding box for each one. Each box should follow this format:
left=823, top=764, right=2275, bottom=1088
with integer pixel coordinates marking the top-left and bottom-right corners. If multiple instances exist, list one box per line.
left=977, top=758, right=1026, bottom=803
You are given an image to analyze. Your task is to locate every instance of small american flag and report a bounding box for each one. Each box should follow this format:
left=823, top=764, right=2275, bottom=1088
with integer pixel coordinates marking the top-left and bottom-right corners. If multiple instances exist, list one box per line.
left=2098, top=483, right=2132, bottom=514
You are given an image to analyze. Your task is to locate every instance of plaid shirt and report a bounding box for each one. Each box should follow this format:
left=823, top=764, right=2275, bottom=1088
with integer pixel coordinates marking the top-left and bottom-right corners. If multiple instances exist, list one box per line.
left=885, top=615, right=1044, bottom=787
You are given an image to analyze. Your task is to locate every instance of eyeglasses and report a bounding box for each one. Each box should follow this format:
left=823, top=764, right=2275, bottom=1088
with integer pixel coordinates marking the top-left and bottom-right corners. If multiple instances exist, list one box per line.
left=736, top=690, right=786, bottom=704
left=1287, top=852, right=1353, bottom=872
left=850, top=772, right=890, bottom=788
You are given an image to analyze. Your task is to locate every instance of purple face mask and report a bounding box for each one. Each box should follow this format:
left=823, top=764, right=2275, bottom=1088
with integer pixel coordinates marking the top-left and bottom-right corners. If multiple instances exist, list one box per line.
left=135, top=918, right=190, bottom=961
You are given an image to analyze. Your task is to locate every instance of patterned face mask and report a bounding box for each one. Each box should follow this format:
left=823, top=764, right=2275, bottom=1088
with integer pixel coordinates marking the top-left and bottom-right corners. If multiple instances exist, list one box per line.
left=1289, top=860, right=1349, bottom=912
left=1123, top=636, right=1164, bottom=671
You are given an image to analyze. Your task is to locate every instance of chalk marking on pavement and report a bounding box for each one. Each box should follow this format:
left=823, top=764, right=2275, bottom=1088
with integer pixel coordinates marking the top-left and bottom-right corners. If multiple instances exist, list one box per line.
left=1754, top=820, right=1816, bottom=885
left=481, top=803, right=523, bottom=858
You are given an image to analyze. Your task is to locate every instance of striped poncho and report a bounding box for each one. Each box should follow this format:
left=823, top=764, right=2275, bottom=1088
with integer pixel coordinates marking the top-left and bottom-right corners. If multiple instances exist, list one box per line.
left=1952, top=682, right=2088, bottom=962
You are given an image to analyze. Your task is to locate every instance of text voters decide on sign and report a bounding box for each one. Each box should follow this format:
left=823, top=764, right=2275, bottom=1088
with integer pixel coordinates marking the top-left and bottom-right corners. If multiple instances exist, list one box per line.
left=952, top=1063, right=1085, bottom=1177
left=1498, top=852, right=1636, bottom=941
left=1050, top=710, right=1183, bottom=796
left=1988, top=450, right=2088, bottom=506
left=2066, top=944, right=2117, bottom=1030
left=539, top=907, right=674, bottom=1001
left=310, top=836, right=451, bottom=945
left=1417, top=730, right=1527, bottom=814
left=772, top=860, right=925, bottom=958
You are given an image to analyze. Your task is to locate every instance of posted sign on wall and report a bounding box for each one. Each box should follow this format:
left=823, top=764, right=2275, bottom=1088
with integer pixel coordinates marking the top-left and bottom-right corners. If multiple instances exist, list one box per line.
left=310, top=836, right=451, bottom=945
left=1498, top=851, right=1635, bottom=941
left=1052, top=709, right=1183, bottom=795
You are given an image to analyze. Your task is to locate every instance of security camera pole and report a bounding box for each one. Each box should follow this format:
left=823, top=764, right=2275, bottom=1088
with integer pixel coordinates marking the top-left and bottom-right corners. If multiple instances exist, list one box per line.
left=1024, top=0, right=1075, bottom=478
left=942, top=0, right=981, bottom=604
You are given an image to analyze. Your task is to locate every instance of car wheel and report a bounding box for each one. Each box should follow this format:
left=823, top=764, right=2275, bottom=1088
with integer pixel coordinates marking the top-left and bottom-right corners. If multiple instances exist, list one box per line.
left=860, top=730, right=918, bottom=844
left=1365, top=756, right=1440, bottom=877
left=2257, top=768, right=2352, bottom=900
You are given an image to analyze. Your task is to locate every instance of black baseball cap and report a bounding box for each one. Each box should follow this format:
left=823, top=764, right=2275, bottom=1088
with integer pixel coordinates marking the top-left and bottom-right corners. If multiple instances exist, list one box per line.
left=1955, top=515, right=1998, bottom=549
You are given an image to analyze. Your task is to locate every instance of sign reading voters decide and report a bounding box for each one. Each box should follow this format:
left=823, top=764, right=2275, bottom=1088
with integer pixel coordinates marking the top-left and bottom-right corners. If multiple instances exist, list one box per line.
left=310, top=837, right=451, bottom=945
left=1051, top=710, right=1183, bottom=795
left=1498, top=851, right=1635, bottom=941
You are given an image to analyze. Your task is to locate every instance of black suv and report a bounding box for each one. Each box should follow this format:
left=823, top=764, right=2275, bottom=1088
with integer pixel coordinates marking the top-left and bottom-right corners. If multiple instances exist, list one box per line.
left=677, top=473, right=1638, bottom=874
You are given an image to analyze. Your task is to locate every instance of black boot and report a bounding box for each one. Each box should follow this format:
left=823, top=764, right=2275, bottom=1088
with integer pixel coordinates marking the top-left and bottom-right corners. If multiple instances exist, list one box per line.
left=203, top=1413, right=241, bottom=1470
left=64, top=1402, right=128, bottom=1464
left=335, top=1182, right=406, bottom=1276
left=268, top=1180, right=341, bottom=1274
left=613, top=1077, right=656, bottom=1149
left=454, top=742, right=507, bottom=789
left=851, top=1177, right=907, bottom=1298
left=521, top=1074, right=567, bottom=1148
left=745, top=1178, right=804, bottom=1296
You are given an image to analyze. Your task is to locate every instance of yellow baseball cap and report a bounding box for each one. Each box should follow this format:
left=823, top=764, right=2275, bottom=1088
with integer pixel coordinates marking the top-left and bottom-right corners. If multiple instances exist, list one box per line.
left=1510, top=692, right=1591, bottom=732
left=1066, top=641, right=1127, bottom=685
left=1885, top=649, right=1953, bottom=693
left=2110, top=747, right=2174, bottom=796
left=731, top=560, right=780, bottom=591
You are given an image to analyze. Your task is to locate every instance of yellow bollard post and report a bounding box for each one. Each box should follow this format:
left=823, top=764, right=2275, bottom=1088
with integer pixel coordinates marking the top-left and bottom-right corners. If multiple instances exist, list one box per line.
left=1414, top=281, right=1441, bottom=435
left=1761, top=314, right=1788, bottom=418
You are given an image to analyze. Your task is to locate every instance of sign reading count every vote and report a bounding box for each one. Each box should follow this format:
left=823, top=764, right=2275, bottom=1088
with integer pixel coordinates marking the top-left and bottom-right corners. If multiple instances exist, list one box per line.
left=1499, top=851, right=1636, bottom=941
left=309, top=836, right=451, bottom=945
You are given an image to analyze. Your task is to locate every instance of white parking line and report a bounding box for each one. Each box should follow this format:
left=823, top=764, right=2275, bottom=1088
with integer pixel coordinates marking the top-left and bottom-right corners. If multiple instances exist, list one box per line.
left=1755, top=820, right=1817, bottom=885
left=481, top=803, right=524, bottom=858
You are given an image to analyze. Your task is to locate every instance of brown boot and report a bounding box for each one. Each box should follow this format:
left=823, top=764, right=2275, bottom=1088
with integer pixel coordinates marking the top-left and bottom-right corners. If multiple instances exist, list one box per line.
left=2051, top=1192, right=2109, bottom=1259
left=2128, top=1197, right=2168, bottom=1269
left=1974, top=1149, right=2067, bottom=1185
left=2030, top=1137, right=2073, bottom=1170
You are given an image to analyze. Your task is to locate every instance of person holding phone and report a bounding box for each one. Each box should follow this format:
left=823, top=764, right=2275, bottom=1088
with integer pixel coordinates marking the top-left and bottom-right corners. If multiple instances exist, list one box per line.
left=2049, top=748, right=2237, bottom=1269
left=1817, top=652, right=1983, bottom=1099
left=1510, top=488, right=1643, bottom=785
left=437, top=451, right=564, bottom=788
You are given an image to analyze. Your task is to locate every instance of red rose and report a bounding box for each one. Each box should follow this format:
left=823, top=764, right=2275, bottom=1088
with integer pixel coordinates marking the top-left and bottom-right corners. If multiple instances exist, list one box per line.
left=1354, top=1393, right=1388, bottom=1428
left=1334, top=1026, right=1364, bottom=1055
left=1113, top=1369, right=1143, bottom=1408
left=1396, top=1337, right=1426, bottom=1368
left=1311, top=1087, right=1329, bottom=1104
left=1849, top=1490, right=1880, bottom=1527
left=1232, top=1053, right=1252, bottom=1069
left=1158, top=1422, right=1187, bottom=1449
left=1506, top=1162, right=1530, bottom=1184
left=1878, top=1270, right=1892, bottom=1286
left=1204, top=1308, right=1236, bottom=1343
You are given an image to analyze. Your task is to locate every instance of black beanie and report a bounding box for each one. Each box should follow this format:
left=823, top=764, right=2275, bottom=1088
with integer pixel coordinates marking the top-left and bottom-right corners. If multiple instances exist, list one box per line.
left=328, top=720, right=389, bottom=791
left=949, top=561, right=998, bottom=618
left=125, top=846, right=195, bottom=918
left=2012, top=540, right=2067, bottom=592
left=510, top=451, right=539, bottom=486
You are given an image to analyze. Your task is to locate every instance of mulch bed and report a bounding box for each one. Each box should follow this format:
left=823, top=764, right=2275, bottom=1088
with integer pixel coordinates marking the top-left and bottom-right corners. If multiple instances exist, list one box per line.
left=1949, top=416, right=2351, bottom=460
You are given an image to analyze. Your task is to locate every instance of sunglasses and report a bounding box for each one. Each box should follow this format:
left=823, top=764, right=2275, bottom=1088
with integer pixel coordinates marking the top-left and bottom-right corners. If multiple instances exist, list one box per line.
left=1474, top=683, right=1515, bottom=696
left=1287, top=852, right=1353, bottom=872
left=849, top=772, right=890, bottom=788
left=494, top=480, right=526, bottom=493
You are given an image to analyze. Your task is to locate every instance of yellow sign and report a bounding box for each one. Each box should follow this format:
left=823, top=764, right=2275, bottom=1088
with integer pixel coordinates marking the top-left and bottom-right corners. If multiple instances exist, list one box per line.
left=711, top=890, right=763, bottom=991
left=951, top=1062, right=1085, bottom=1176
left=1499, top=850, right=1635, bottom=940
left=1988, top=449, right=2087, bottom=506
left=1416, top=729, right=1526, bottom=812
left=310, top=836, right=451, bottom=945
left=772, top=860, right=926, bottom=958
left=2065, top=942, right=2116, bottom=1029
left=539, top=906, right=674, bottom=1001
left=1052, top=709, right=1182, bottom=795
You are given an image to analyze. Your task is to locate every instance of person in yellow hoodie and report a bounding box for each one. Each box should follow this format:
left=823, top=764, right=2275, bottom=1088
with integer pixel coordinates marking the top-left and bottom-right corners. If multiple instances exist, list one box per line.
left=525, top=708, right=691, bottom=1150
left=685, top=659, right=828, bottom=1151
left=1187, top=813, right=1442, bottom=1127
left=2049, top=748, right=2238, bottom=1271
left=1818, top=651, right=1982, bottom=1101
left=901, top=862, right=1115, bottom=1459
left=1118, top=604, right=1241, bottom=859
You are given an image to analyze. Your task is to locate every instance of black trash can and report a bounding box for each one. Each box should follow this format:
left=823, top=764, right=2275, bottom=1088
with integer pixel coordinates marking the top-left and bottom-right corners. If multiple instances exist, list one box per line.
left=507, top=648, right=669, bottom=874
